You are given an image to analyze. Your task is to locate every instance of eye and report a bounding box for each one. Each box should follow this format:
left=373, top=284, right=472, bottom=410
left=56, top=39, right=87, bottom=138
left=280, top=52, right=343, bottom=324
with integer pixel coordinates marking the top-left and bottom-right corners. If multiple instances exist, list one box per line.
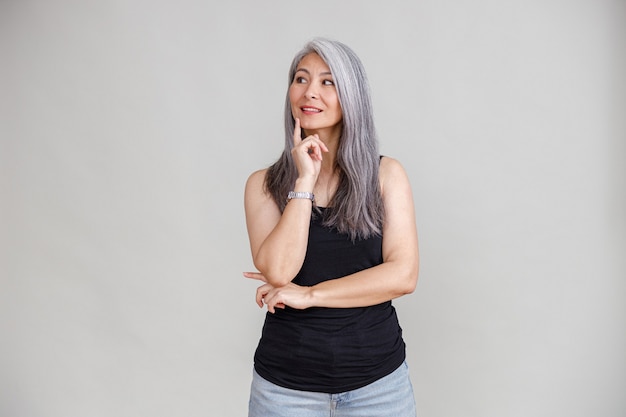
left=294, top=76, right=307, bottom=84
left=322, top=79, right=335, bottom=86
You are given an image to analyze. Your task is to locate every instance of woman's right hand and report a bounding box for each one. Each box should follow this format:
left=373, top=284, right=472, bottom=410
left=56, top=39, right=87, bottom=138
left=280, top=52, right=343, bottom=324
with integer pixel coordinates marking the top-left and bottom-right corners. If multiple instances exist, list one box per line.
left=290, top=118, right=328, bottom=185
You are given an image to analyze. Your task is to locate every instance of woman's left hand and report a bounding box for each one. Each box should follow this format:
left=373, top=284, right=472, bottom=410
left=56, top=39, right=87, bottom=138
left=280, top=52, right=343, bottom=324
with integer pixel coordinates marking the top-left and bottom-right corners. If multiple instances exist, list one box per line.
left=243, top=272, right=313, bottom=313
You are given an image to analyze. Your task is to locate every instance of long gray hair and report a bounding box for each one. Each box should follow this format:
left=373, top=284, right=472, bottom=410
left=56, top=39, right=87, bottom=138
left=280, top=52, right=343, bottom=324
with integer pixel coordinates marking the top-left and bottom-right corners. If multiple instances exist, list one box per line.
left=265, top=38, right=384, bottom=240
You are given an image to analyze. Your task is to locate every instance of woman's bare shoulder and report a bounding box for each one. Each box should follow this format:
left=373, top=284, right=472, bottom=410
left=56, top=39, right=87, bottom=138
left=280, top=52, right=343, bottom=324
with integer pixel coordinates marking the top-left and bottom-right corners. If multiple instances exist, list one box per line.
left=379, top=156, right=409, bottom=185
left=245, top=168, right=269, bottom=192
left=247, top=167, right=268, bottom=182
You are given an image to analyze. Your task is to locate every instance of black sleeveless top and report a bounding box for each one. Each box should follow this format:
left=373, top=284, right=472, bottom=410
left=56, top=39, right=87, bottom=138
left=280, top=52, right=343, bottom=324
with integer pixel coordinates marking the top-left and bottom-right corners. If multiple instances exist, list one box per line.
left=253, top=207, right=406, bottom=393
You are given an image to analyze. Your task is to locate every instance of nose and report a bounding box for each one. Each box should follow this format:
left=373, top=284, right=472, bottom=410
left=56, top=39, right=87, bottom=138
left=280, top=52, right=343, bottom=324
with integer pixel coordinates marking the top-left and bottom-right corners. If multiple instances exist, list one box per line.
left=304, top=85, right=318, bottom=99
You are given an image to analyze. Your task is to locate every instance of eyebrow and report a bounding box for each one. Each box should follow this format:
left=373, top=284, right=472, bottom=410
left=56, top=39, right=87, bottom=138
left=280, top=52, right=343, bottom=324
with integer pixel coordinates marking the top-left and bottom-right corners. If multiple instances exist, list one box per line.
left=295, top=68, right=333, bottom=76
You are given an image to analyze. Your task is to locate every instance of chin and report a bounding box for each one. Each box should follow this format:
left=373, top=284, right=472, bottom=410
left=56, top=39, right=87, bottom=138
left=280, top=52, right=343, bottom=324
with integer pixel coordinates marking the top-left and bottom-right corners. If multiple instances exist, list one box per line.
left=300, top=121, right=319, bottom=131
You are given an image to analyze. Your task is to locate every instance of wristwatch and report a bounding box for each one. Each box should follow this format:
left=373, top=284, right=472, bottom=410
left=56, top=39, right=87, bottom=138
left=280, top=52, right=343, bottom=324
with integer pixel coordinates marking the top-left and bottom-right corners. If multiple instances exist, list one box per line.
left=286, top=191, right=315, bottom=203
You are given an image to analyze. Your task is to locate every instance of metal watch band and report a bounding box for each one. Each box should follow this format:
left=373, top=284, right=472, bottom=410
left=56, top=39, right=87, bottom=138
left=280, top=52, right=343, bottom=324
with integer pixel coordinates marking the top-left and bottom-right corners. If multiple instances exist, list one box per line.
left=286, top=191, right=315, bottom=202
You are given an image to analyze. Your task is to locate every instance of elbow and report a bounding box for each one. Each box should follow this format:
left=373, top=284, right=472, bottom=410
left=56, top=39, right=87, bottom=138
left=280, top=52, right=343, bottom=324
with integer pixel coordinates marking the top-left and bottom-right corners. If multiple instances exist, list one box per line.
left=399, top=263, right=419, bottom=295
left=253, top=246, right=299, bottom=287
left=253, top=260, right=295, bottom=287
left=399, top=277, right=417, bottom=296
left=403, top=275, right=418, bottom=295
left=265, top=273, right=293, bottom=288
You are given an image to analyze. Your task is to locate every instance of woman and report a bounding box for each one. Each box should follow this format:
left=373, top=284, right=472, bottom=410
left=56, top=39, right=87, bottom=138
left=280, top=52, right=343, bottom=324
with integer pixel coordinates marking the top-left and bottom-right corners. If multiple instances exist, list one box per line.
left=243, top=38, right=419, bottom=417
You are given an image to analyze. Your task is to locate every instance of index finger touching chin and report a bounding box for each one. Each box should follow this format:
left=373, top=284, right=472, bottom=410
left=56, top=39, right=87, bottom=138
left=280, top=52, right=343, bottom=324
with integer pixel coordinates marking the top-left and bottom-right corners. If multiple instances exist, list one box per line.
left=292, top=118, right=302, bottom=145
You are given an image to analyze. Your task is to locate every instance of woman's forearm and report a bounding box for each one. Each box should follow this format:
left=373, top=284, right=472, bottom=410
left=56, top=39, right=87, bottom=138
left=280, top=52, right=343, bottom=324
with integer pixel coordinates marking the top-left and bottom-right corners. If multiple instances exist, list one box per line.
left=256, top=256, right=418, bottom=314
left=252, top=177, right=316, bottom=286
left=309, top=258, right=419, bottom=308
left=254, top=200, right=312, bottom=286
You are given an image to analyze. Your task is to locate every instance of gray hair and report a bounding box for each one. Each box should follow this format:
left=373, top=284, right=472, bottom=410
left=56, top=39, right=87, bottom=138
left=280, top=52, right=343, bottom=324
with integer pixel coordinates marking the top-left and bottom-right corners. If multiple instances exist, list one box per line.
left=265, top=38, right=384, bottom=240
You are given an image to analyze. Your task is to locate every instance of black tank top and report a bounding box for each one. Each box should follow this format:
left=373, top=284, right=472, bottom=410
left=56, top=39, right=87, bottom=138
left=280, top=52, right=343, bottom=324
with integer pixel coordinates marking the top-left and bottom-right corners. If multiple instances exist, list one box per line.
left=253, top=207, right=406, bottom=393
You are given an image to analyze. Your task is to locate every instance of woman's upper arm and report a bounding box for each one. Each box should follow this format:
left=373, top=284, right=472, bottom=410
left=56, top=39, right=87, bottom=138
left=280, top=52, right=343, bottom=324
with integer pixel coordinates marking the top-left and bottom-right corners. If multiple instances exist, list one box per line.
left=244, top=169, right=282, bottom=262
left=380, top=157, right=419, bottom=289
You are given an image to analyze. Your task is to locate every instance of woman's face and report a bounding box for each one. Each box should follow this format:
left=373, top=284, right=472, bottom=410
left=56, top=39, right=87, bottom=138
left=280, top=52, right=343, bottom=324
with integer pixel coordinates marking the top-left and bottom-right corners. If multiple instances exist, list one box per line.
left=289, top=53, right=343, bottom=137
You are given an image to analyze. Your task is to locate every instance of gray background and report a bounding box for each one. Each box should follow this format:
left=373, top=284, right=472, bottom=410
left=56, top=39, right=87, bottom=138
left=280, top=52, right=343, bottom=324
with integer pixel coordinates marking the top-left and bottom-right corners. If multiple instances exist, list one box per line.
left=1, top=1, right=625, bottom=416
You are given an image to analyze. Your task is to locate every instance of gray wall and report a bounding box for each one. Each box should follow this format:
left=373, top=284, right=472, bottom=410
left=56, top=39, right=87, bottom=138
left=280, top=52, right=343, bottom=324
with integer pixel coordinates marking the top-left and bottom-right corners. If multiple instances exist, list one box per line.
left=1, top=1, right=624, bottom=416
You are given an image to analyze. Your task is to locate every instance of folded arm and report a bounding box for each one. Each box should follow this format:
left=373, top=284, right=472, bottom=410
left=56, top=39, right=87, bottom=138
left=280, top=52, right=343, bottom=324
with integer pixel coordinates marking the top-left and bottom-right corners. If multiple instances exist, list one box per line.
left=244, top=170, right=315, bottom=287
left=248, top=157, right=419, bottom=312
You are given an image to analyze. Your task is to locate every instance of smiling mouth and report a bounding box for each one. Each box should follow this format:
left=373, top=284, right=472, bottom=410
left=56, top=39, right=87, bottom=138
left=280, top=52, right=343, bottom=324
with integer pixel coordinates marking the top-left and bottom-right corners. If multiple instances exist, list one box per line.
left=301, top=107, right=322, bottom=113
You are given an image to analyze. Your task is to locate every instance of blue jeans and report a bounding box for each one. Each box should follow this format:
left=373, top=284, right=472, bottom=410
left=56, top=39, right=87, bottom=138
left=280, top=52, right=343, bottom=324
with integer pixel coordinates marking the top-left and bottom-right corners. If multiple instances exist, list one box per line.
left=248, top=361, right=417, bottom=417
